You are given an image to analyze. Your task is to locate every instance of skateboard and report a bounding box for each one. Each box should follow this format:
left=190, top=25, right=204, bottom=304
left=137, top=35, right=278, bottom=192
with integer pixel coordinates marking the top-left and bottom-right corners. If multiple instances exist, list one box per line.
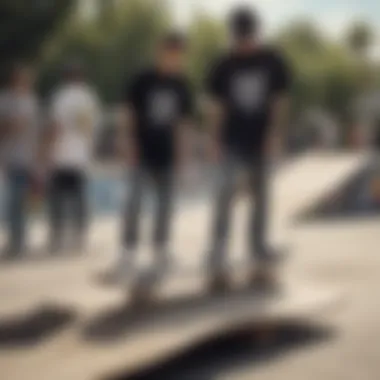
left=95, top=254, right=289, bottom=305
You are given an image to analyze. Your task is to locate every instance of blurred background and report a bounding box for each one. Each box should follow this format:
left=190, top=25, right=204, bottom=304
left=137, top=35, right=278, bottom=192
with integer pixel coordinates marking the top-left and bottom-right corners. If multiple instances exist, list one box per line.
left=1, top=1, right=380, bottom=379
left=2, top=0, right=380, bottom=142
left=1, top=0, right=380, bottom=216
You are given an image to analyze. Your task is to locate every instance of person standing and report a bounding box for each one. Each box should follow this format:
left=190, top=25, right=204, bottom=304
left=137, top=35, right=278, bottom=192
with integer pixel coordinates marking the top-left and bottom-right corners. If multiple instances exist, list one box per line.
left=115, top=32, right=193, bottom=280
left=205, top=7, right=292, bottom=289
left=0, top=64, right=40, bottom=258
left=43, top=61, right=101, bottom=253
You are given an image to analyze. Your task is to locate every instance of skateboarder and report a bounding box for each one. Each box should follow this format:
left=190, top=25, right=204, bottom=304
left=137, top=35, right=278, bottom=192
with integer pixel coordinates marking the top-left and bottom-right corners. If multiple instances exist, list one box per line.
left=43, top=60, right=101, bottom=253
left=205, top=7, right=292, bottom=288
left=114, top=32, right=193, bottom=280
left=0, top=64, right=40, bottom=258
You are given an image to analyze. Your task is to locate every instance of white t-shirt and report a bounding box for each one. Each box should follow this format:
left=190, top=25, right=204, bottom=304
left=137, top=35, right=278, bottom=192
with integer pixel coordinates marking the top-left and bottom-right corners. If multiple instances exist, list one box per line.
left=0, top=90, right=39, bottom=169
left=50, top=83, right=101, bottom=170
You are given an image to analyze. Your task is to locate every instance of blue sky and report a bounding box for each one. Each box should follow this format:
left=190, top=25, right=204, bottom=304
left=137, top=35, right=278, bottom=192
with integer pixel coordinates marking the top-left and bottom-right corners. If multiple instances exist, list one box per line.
left=80, top=0, right=380, bottom=58
left=169, top=0, right=380, bottom=37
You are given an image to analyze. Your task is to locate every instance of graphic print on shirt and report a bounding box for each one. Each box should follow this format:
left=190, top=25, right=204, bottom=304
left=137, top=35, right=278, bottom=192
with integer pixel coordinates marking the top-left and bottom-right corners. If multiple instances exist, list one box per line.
left=230, top=70, right=267, bottom=114
left=148, top=89, right=178, bottom=127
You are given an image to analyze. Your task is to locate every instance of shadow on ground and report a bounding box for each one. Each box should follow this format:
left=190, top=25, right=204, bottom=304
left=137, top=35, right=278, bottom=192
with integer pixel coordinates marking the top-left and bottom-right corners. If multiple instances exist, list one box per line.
left=108, top=322, right=335, bottom=380
left=0, top=305, right=76, bottom=349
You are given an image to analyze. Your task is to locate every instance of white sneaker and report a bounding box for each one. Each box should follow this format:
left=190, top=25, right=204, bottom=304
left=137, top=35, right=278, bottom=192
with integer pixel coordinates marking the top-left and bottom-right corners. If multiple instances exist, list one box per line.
left=112, top=247, right=136, bottom=283
left=153, top=247, right=172, bottom=277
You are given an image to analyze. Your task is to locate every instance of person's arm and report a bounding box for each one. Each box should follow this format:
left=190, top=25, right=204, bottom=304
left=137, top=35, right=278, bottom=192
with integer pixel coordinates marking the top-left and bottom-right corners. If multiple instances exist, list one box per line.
left=116, top=103, right=138, bottom=167
left=0, top=117, right=9, bottom=169
left=204, top=60, right=225, bottom=162
left=267, top=53, right=292, bottom=157
left=268, top=95, right=290, bottom=156
left=38, top=95, right=60, bottom=170
left=39, top=118, right=58, bottom=170
left=0, top=102, right=9, bottom=141
left=175, top=81, right=195, bottom=168
left=204, top=97, right=224, bottom=162
left=87, top=90, right=103, bottom=162
left=117, top=76, right=142, bottom=167
left=0, top=96, right=25, bottom=167
left=0, top=98, right=19, bottom=142
left=0, top=103, right=10, bottom=167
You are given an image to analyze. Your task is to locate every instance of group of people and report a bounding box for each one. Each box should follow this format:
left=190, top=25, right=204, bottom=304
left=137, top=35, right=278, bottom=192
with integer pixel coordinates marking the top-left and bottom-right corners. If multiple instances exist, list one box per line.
left=1, top=7, right=291, bottom=290
left=0, top=59, right=100, bottom=257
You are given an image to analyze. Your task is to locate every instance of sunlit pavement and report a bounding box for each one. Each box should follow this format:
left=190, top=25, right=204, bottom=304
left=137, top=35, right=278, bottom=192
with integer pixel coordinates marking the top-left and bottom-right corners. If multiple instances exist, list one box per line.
left=1, top=151, right=379, bottom=380
left=210, top=220, right=380, bottom=380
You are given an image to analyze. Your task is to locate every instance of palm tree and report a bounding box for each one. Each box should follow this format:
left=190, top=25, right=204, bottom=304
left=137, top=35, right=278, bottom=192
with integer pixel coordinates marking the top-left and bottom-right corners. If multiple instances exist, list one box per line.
left=346, top=21, right=376, bottom=92
left=346, top=21, right=374, bottom=58
left=346, top=22, right=378, bottom=148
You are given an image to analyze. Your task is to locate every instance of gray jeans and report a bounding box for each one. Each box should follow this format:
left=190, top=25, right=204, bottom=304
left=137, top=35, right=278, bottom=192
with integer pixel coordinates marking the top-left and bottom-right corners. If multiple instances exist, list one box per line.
left=4, top=168, right=31, bottom=253
left=210, top=154, right=269, bottom=261
left=123, top=167, right=174, bottom=249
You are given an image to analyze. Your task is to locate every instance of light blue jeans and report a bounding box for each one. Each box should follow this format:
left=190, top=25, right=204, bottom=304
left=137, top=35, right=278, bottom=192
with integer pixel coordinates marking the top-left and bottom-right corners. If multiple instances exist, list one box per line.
left=210, top=153, right=270, bottom=262
left=123, top=167, right=174, bottom=250
left=4, top=168, right=31, bottom=254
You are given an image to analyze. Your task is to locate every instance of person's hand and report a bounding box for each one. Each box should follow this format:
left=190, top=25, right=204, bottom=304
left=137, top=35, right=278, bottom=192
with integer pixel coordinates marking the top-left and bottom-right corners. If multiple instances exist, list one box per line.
left=122, top=145, right=139, bottom=168
left=28, top=169, right=46, bottom=210
left=32, top=164, right=48, bottom=190
left=176, top=147, right=190, bottom=172
left=176, top=160, right=200, bottom=193
left=266, top=135, right=283, bottom=159
left=126, top=151, right=138, bottom=168
left=207, top=141, right=221, bottom=164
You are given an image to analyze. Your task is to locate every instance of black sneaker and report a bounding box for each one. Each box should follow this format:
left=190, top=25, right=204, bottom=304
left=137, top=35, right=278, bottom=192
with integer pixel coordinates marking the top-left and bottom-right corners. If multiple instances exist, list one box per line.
left=254, top=245, right=288, bottom=266
left=247, top=263, right=281, bottom=294
left=207, top=264, right=233, bottom=293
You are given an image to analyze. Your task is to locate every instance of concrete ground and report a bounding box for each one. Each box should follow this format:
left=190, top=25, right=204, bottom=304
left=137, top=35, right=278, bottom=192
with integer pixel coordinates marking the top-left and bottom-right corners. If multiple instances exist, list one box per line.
left=0, top=152, right=379, bottom=379
left=179, top=219, right=380, bottom=380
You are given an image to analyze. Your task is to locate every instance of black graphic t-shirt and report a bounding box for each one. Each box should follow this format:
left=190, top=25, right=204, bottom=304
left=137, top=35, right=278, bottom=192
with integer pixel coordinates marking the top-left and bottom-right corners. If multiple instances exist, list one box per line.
left=207, top=47, right=291, bottom=157
left=125, top=69, right=193, bottom=168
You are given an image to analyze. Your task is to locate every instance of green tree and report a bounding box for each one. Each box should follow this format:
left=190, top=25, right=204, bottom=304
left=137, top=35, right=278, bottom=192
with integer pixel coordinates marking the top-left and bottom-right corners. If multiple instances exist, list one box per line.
left=275, top=21, right=360, bottom=120
left=187, top=14, right=226, bottom=93
left=345, top=21, right=376, bottom=94
left=346, top=21, right=374, bottom=57
left=0, top=0, right=74, bottom=85
left=38, top=0, right=168, bottom=101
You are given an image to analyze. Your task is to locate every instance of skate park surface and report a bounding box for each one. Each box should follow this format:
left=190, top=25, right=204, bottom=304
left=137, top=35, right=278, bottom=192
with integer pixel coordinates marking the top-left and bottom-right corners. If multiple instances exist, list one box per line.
left=1, top=151, right=379, bottom=380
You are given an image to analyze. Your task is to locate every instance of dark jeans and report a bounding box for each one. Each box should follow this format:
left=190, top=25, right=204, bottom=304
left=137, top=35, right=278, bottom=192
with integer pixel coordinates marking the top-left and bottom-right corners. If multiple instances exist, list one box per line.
left=210, top=153, right=270, bottom=261
left=123, top=166, right=174, bottom=249
left=48, top=169, right=88, bottom=247
left=4, top=168, right=30, bottom=253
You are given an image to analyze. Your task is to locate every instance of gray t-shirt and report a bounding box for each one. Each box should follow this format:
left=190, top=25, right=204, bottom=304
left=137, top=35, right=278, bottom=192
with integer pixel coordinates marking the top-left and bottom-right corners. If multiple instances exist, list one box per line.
left=0, top=90, right=39, bottom=169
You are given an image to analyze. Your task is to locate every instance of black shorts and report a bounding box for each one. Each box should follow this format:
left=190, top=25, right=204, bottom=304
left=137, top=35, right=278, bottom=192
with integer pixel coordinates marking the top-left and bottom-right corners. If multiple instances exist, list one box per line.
left=49, top=169, right=86, bottom=195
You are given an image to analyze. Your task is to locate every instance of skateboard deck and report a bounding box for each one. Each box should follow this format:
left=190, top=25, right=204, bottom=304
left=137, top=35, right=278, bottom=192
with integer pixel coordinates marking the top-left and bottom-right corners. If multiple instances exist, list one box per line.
left=1, top=275, right=343, bottom=380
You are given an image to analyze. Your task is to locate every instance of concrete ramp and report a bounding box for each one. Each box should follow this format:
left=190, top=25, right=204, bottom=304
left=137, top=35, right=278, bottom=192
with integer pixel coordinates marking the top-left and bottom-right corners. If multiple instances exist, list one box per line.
left=273, top=151, right=372, bottom=224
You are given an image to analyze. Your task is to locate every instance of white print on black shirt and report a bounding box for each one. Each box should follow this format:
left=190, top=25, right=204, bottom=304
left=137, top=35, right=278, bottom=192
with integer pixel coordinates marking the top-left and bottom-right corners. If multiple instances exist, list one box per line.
left=230, top=71, right=267, bottom=114
left=148, top=89, right=178, bottom=126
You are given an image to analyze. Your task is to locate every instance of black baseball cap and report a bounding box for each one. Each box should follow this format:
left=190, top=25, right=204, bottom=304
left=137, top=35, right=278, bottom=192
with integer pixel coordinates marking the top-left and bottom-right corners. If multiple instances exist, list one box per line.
left=229, top=6, right=260, bottom=38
